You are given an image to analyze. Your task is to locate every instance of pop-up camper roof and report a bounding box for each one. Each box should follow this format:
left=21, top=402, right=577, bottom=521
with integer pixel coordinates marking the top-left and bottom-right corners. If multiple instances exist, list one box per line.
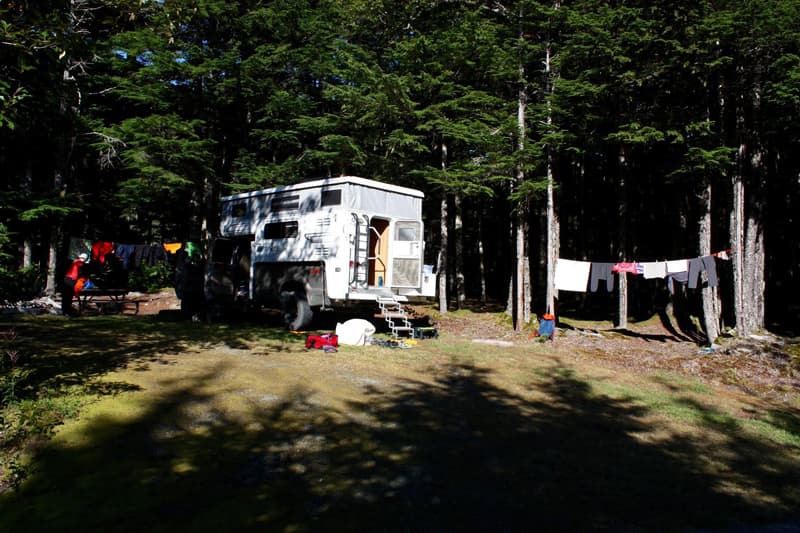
left=220, top=177, right=425, bottom=237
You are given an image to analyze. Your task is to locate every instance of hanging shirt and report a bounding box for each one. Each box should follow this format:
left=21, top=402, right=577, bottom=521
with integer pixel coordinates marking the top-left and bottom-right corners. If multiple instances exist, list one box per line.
left=611, top=262, right=639, bottom=274
left=184, top=242, right=201, bottom=261
left=133, top=244, right=150, bottom=266
left=554, top=259, right=591, bottom=292
left=666, top=259, right=689, bottom=274
left=589, top=263, right=615, bottom=292
left=114, top=243, right=136, bottom=269
left=641, top=261, right=667, bottom=279
left=92, top=241, right=115, bottom=263
left=149, top=244, right=168, bottom=265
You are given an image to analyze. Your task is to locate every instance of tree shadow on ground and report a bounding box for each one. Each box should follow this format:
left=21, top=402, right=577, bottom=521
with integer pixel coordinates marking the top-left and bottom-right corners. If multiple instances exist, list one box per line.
left=2, top=353, right=798, bottom=530
left=610, top=327, right=687, bottom=343
left=0, top=314, right=299, bottom=403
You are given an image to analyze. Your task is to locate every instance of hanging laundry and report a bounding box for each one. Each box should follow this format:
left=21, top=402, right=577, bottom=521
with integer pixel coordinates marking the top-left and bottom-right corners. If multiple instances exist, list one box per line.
left=163, top=242, right=183, bottom=254
left=114, top=243, right=136, bottom=270
left=611, top=262, right=639, bottom=274
left=92, top=241, right=114, bottom=263
left=641, top=261, right=667, bottom=279
left=688, top=256, right=718, bottom=289
left=589, top=262, right=615, bottom=292
left=713, top=250, right=731, bottom=260
left=666, top=259, right=689, bottom=274
left=132, top=244, right=151, bottom=267
left=666, top=271, right=689, bottom=295
left=184, top=242, right=201, bottom=261
left=149, top=244, right=168, bottom=265
left=554, top=259, right=591, bottom=292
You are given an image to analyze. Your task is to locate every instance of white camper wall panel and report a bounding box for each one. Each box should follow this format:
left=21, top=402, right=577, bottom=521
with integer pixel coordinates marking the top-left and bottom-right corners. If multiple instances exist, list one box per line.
left=222, top=176, right=424, bottom=243
left=221, top=197, right=253, bottom=237
left=344, top=183, right=421, bottom=219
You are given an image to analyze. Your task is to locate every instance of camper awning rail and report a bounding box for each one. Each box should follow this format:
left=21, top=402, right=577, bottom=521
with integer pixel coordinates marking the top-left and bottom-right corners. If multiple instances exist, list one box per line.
left=222, top=176, right=424, bottom=202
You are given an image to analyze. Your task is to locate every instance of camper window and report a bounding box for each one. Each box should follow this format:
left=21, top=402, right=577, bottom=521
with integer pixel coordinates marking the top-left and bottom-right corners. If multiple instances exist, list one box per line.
left=395, top=222, right=419, bottom=241
left=231, top=202, right=248, bottom=218
left=321, top=189, right=342, bottom=207
left=271, top=195, right=300, bottom=211
left=264, top=221, right=298, bottom=239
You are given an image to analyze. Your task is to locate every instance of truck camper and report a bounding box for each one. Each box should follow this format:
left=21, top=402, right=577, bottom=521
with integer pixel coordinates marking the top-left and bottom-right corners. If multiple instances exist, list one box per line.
left=186, top=176, right=436, bottom=330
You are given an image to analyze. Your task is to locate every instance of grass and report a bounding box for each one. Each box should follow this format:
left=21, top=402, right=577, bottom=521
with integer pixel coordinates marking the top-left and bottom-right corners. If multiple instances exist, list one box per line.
left=1, top=312, right=799, bottom=531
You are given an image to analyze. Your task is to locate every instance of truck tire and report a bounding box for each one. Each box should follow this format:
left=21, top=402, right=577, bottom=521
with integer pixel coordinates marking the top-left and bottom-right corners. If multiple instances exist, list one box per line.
left=280, top=289, right=312, bottom=330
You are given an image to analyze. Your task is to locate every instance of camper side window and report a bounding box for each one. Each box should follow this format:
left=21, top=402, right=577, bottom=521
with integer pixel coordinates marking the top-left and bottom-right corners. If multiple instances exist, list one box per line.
left=271, top=195, right=300, bottom=211
left=321, top=189, right=341, bottom=206
left=264, top=221, right=298, bottom=239
left=395, top=222, right=420, bottom=241
left=230, top=202, right=248, bottom=218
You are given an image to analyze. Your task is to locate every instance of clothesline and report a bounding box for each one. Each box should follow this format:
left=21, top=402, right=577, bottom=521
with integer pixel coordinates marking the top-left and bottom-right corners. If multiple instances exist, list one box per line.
left=554, top=248, right=736, bottom=294
left=68, top=237, right=200, bottom=270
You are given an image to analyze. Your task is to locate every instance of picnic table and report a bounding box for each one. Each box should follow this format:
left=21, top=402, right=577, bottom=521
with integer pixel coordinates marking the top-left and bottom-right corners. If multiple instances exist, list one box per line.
left=76, top=288, right=139, bottom=315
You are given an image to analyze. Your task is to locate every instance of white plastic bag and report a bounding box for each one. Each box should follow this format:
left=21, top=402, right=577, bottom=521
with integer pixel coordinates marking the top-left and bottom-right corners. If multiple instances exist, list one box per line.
left=335, top=318, right=376, bottom=346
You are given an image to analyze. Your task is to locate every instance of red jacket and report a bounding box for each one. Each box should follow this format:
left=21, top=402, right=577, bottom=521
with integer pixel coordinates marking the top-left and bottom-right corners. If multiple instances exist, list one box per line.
left=65, top=259, right=85, bottom=280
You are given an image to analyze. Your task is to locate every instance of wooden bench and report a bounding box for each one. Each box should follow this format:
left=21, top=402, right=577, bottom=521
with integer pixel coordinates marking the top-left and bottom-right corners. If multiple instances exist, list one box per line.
left=76, top=289, right=139, bottom=315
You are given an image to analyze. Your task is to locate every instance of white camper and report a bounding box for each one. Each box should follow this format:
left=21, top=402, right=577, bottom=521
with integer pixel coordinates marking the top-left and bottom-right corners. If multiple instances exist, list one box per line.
left=202, top=176, right=436, bottom=329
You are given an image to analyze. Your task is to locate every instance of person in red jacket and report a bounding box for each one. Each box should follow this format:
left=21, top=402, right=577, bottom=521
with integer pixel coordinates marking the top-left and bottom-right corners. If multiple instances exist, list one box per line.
left=62, top=253, right=88, bottom=316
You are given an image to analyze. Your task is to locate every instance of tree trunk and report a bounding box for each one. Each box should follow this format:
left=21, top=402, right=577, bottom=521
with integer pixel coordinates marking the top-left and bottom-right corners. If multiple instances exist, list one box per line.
left=744, top=142, right=766, bottom=334
left=731, top=157, right=746, bottom=335
left=454, top=192, right=465, bottom=309
left=438, top=141, right=449, bottom=315
left=616, top=146, right=628, bottom=329
left=22, top=159, right=33, bottom=268
left=744, top=212, right=765, bottom=333
left=45, top=227, right=59, bottom=297
left=699, top=178, right=721, bottom=344
left=478, top=216, right=487, bottom=305
left=513, top=61, right=528, bottom=331
left=544, top=27, right=559, bottom=316
left=523, top=239, right=531, bottom=324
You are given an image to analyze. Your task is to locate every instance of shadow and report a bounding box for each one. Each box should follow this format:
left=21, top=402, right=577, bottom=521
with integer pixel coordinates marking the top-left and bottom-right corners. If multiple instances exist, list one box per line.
left=657, top=308, right=696, bottom=342
left=0, top=313, right=300, bottom=402
left=612, top=327, right=686, bottom=343
left=2, top=338, right=799, bottom=531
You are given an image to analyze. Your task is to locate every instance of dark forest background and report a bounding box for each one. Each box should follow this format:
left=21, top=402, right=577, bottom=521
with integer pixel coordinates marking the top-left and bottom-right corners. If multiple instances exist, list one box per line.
left=1, top=0, right=798, bottom=337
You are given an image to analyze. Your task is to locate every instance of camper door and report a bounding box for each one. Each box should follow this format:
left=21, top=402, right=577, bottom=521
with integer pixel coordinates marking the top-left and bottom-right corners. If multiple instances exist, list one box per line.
left=390, top=221, right=423, bottom=288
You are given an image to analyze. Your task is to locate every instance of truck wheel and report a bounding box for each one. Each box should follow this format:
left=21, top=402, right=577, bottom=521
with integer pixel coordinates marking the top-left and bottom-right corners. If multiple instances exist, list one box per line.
left=281, top=289, right=312, bottom=330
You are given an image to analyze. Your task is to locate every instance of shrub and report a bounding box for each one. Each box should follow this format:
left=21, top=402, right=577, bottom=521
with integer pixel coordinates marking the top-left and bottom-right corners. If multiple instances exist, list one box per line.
left=127, top=262, right=175, bottom=293
left=0, top=266, right=44, bottom=303
left=0, top=328, right=85, bottom=491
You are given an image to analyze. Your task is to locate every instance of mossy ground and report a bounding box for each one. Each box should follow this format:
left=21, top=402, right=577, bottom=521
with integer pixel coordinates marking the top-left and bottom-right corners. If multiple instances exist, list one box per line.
left=1, top=306, right=798, bottom=531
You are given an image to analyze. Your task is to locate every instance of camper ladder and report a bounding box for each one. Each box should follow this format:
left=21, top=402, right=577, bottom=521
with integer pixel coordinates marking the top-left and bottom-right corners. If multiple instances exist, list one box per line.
left=351, top=214, right=370, bottom=288
left=377, top=296, right=414, bottom=338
